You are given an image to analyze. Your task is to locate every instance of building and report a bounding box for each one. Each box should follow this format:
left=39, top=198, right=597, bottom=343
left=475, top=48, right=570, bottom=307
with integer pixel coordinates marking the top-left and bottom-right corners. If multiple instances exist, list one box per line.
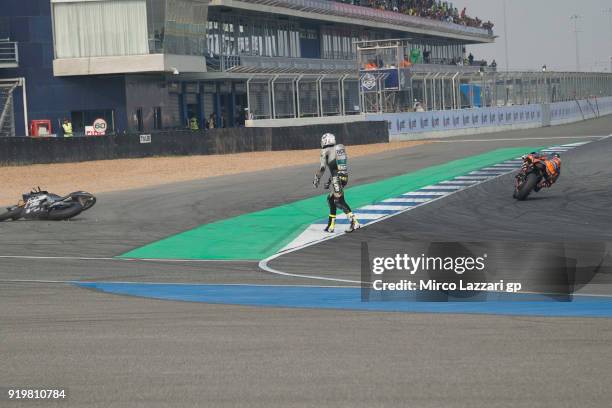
left=0, top=0, right=494, bottom=136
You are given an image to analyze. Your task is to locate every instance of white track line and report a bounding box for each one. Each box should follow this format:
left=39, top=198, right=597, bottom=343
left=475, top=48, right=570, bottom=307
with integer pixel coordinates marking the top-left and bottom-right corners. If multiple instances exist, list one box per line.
left=431, top=135, right=604, bottom=143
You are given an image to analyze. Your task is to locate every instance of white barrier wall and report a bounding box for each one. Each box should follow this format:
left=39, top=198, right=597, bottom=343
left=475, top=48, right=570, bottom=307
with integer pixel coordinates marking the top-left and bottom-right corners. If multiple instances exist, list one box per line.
left=368, top=96, right=612, bottom=141
left=550, top=97, right=612, bottom=125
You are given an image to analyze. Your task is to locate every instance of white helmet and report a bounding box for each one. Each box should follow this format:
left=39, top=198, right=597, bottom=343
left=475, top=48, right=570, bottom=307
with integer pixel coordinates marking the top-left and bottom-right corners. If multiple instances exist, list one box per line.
left=321, top=133, right=336, bottom=148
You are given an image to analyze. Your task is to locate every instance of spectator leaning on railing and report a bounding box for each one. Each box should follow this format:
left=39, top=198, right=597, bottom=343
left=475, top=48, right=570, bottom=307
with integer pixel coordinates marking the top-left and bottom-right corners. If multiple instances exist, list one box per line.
left=335, top=1, right=493, bottom=31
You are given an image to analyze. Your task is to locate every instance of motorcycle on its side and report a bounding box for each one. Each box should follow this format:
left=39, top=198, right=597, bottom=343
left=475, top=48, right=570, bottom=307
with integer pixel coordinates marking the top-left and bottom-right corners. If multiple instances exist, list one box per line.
left=0, top=188, right=96, bottom=221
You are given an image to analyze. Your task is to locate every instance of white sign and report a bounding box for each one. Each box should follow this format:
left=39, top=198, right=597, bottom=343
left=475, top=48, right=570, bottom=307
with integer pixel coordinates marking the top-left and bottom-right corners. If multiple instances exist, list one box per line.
left=92, top=118, right=107, bottom=135
left=361, top=73, right=377, bottom=91
left=85, top=126, right=95, bottom=136
left=139, top=134, right=152, bottom=144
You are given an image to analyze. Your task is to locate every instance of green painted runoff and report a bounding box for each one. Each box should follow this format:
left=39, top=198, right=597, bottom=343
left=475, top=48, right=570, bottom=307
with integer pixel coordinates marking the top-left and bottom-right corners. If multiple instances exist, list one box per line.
left=120, top=147, right=535, bottom=261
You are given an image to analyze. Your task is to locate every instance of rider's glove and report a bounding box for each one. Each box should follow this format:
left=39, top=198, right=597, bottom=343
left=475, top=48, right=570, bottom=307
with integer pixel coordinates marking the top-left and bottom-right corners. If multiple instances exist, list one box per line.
left=313, top=175, right=320, bottom=188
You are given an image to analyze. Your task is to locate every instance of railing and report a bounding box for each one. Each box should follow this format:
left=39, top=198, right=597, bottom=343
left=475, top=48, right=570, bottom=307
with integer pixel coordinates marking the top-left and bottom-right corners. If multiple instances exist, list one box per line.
left=0, top=41, right=18, bottom=66
left=239, top=55, right=355, bottom=72
left=206, top=54, right=241, bottom=71
left=227, top=0, right=493, bottom=38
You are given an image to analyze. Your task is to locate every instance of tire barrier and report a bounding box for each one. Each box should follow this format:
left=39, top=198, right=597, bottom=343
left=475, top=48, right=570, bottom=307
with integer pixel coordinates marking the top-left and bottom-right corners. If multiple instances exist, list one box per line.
left=0, top=121, right=388, bottom=166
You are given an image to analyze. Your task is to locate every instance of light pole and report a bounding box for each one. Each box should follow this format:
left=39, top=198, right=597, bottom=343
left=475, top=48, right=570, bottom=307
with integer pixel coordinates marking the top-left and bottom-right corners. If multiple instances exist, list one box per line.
left=570, top=14, right=581, bottom=72
left=604, top=8, right=612, bottom=72
left=502, top=0, right=510, bottom=71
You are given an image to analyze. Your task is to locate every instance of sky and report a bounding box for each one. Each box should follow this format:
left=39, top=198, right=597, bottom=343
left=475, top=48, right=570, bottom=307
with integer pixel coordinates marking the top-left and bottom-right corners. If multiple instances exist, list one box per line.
left=459, top=0, right=612, bottom=72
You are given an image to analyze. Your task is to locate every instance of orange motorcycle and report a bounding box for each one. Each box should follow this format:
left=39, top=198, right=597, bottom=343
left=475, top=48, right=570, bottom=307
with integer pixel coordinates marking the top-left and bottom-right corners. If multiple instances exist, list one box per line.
left=513, top=153, right=560, bottom=201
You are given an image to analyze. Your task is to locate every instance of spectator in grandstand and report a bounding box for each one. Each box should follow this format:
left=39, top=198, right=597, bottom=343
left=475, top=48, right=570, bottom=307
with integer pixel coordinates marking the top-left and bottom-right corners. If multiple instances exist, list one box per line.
left=468, top=53, right=474, bottom=66
left=364, top=59, right=378, bottom=70
left=491, top=59, right=497, bottom=70
left=412, top=99, right=424, bottom=111
left=400, top=54, right=412, bottom=68
left=409, top=47, right=422, bottom=64
left=207, top=113, right=216, bottom=129
left=335, top=1, right=491, bottom=31
left=423, top=49, right=431, bottom=64
left=62, top=119, right=73, bottom=137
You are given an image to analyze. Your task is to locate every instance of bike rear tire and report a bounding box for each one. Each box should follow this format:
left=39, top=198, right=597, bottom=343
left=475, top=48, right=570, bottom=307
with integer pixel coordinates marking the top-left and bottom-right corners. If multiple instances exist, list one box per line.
left=47, top=203, right=83, bottom=221
left=515, top=173, right=539, bottom=201
left=81, top=196, right=96, bottom=211
left=70, top=192, right=96, bottom=211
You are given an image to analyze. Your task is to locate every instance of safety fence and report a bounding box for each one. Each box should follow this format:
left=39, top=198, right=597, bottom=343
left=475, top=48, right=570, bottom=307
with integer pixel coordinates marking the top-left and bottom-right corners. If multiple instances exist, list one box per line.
left=0, top=121, right=388, bottom=166
left=247, top=75, right=360, bottom=119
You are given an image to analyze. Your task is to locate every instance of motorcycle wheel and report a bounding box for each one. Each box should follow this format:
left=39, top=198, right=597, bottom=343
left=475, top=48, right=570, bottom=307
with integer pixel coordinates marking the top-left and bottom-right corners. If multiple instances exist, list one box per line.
left=515, top=173, right=539, bottom=201
left=70, top=192, right=96, bottom=211
left=47, top=202, right=83, bottom=221
left=80, top=196, right=96, bottom=211
left=0, top=206, right=23, bottom=221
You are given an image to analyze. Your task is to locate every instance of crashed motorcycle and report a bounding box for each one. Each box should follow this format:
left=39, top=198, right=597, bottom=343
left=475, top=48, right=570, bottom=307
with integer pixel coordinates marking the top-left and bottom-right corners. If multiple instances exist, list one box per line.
left=0, top=188, right=96, bottom=221
left=513, top=153, right=555, bottom=201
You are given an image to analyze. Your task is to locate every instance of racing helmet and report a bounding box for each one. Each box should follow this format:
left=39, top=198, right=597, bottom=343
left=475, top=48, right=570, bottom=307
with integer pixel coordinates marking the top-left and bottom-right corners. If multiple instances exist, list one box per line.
left=321, top=133, right=336, bottom=148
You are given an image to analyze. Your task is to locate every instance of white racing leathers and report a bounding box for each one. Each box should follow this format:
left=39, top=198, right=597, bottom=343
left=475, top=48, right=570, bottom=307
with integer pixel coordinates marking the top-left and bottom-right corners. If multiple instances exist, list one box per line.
left=316, top=144, right=359, bottom=232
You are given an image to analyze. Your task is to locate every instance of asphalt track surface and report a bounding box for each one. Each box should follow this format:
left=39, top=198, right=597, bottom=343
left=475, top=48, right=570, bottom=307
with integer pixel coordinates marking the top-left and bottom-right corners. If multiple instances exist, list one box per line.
left=2, top=116, right=612, bottom=407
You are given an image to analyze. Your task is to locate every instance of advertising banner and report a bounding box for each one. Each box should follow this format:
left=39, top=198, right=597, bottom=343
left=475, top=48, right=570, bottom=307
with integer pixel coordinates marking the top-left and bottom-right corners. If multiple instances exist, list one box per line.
left=368, top=104, right=542, bottom=135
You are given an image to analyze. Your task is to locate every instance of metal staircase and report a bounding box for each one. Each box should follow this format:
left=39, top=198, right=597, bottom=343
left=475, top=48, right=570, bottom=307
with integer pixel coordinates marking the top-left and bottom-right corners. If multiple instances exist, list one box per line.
left=0, top=83, right=18, bottom=137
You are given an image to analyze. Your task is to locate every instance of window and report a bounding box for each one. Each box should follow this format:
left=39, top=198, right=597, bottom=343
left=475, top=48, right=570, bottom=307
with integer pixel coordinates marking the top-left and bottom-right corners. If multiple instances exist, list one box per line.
left=153, top=107, right=162, bottom=130
left=136, top=108, right=144, bottom=132
left=0, top=17, right=9, bottom=39
left=53, top=1, right=148, bottom=58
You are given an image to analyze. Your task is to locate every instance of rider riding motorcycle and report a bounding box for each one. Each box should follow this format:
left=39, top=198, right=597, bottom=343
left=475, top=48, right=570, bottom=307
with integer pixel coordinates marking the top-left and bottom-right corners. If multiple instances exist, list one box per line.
left=524, top=152, right=561, bottom=191
left=313, top=133, right=360, bottom=233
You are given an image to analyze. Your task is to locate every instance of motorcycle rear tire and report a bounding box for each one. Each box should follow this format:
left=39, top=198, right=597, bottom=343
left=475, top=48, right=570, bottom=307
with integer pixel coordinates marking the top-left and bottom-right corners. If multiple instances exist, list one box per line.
left=70, top=192, right=96, bottom=211
left=81, top=196, right=96, bottom=211
left=47, top=203, right=83, bottom=221
left=0, top=207, right=22, bottom=221
left=515, top=173, right=539, bottom=201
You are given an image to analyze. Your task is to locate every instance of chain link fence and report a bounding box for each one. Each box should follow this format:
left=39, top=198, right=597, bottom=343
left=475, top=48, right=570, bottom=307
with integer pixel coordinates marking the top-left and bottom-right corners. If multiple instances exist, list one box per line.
left=272, top=78, right=296, bottom=118
left=247, top=79, right=272, bottom=119
left=297, top=78, right=319, bottom=117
